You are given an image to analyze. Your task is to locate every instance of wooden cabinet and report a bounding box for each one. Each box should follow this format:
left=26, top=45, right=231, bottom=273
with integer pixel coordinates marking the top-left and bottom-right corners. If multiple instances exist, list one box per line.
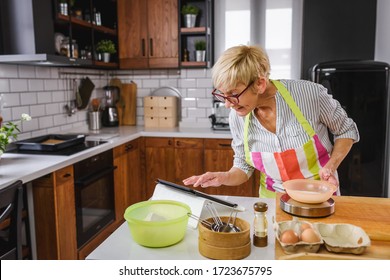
left=144, top=137, right=176, bottom=198
left=204, top=139, right=256, bottom=197
left=174, top=138, right=204, bottom=186
left=117, top=0, right=179, bottom=69
left=179, top=0, right=214, bottom=68
left=32, top=165, right=77, bottom=259
left=113, top=138, right=146, bottom=221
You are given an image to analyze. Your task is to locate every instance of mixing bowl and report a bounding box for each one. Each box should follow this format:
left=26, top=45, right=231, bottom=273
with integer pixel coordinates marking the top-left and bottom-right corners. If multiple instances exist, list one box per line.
left=282, top=179, right=338, bottom=204
left=124, top=200, right=191, bottom=247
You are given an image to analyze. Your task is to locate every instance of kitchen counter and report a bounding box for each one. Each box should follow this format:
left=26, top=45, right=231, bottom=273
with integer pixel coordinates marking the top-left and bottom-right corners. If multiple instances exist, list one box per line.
left=86, top=196, right=276, bottom=260
left=275, top=193, right=390, bottom=259
left=0, top=126, right=232, bottom=189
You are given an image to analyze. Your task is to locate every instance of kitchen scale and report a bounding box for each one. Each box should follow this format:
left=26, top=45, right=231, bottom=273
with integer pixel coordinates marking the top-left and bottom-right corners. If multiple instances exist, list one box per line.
left=280, top=194, right=335, bottom=218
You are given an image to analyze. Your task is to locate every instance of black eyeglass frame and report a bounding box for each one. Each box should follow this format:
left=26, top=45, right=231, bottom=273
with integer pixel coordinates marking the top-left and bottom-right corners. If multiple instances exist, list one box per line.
left=211, top=81, right=254, bottom=105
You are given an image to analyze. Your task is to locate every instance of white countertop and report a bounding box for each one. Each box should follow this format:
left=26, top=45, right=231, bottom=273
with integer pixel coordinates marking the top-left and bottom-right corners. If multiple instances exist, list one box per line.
left=86, top=196, right=276, bottom=260
left=0, top=126, right=232, bottom=189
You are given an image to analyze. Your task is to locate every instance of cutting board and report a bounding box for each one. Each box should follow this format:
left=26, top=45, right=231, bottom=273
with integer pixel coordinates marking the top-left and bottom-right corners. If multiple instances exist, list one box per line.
left=121, top=82, right=137, bottom=125
left=275, top=193, right=390, bottom=259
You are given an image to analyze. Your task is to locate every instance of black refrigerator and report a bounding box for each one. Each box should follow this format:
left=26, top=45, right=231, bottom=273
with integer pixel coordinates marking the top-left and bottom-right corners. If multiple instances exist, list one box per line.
left=311, top=60, right=390, bottom=197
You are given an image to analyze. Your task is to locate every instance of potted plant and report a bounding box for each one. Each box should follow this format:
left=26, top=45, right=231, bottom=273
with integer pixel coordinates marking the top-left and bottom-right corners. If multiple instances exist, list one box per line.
left=181, top=4, right=199, bottom=28
left=96, top=40, right=116, bottom=62
left=194, top=40, right=206, bottom=62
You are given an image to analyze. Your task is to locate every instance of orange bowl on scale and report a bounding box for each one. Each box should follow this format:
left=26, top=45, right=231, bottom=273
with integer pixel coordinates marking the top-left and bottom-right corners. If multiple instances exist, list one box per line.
left=282, top=179, right=338, bottom=204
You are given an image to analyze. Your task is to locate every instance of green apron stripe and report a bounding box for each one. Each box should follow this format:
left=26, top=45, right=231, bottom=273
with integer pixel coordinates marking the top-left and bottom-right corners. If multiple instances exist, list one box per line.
left=303, top=139, right=321, bottom=178
left=244, top=112, right=252, bottom=165
left=272, top=80, right=316, bottom=137
left=259, top=172, right=276, bottom=198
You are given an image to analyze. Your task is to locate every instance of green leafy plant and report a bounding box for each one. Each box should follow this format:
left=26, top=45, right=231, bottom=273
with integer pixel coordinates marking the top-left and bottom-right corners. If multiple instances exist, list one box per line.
left=0, top=114, right=32, bottom=155
left=96, top=40, right=116, bottom=54
left=181, top=4, right=199, bottom=15
left=195, top=40, right=206, bottom=51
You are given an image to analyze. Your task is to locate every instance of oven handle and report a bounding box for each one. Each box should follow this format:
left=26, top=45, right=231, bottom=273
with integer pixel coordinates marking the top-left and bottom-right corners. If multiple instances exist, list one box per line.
left=74, top=165, right=117, bottom=187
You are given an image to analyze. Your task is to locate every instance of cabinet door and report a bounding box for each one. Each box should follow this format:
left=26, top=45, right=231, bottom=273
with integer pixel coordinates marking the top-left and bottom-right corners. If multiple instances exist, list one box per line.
left=114, top=138, right=145, bottom=222
left=147, top=0, right=179, bottom=68
left=174, top=138, right=204, bottom=186
left=204, top=139, right=255, bottom=197
left=144, top=137, right=175, bottom=198
left=32, top=165, right=77, bottom=259
left=117, top=0, right=149, bottom=68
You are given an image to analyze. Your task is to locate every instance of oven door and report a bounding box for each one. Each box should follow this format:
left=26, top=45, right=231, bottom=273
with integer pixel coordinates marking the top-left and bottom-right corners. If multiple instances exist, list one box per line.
left=74, top=165, right=116, bottom=248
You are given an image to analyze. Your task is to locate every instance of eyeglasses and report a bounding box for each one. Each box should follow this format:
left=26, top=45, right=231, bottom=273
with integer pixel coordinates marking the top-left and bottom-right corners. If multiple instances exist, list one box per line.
left=212, top=81, right=254, bottom=105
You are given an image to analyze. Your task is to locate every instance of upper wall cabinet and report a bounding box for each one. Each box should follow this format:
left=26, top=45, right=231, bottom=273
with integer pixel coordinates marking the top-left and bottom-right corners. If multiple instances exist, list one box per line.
left=117, top=0, right=179, bottom=69
left=179, top=0, right=214, bottom=68
left=0, top=0, right=118, bottom=68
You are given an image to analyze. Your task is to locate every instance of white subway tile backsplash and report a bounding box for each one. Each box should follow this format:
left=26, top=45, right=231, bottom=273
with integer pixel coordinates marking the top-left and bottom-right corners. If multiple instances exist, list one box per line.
left=12, top=106, right=29, bottom=120
left=20, top=92, right=38, bottom=105
left=1, top=66, right=216, bottom=136
left=22, top=118, right=39, bottom=131
left=142, top=79, right=160, bottom=88
left=179, top=79, right=197, bottom=88
left=45, top=103, right=60, bottom=115
left=196, top=78, right=213, bottom=88
left=18, top=65, right=36, bottom=78
left=37, top=91, right=52, bottom=104
left=44, top=79, right=59, bottom=91
left=0, top=64, right=18, bottom=78
left=39, top=115, right=54, bottom=128
left=30, top=104, right=46, bottom=117
left=10, top=79, right=28, bottom=92
left=3, top=93, right=20, bottom=107
left=28, top=79, right=44, bottom=91
left=0, top=79, right=10, bottom=92
left=35, top=67, right=52, bottom=78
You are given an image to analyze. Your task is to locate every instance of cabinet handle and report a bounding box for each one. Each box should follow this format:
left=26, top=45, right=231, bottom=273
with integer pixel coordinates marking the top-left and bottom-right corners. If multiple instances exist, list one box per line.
left=218, top=143, right=231, bottom=147
left=168, top=139, right=172, bottom=146
left=176, top=140, right=181, bottom=146
left=149, top=38, right=153, bottom=56
left=142, top=39, right=146, bottom=56
left=125, top=144, right=133, bottom=151
left=63, top=173, right=72, bottom=178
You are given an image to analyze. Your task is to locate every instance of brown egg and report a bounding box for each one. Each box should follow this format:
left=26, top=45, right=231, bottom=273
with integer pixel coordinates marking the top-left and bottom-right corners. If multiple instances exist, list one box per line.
left=300, top=223, right=312, bottom=232
left=300, top=228, right=321, bottom=243
left=280, top=229, right=299, bottom=244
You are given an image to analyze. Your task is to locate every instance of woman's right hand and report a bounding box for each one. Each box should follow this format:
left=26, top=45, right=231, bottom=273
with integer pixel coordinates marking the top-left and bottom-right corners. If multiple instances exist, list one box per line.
left=183, top=172, right=228, bottom=188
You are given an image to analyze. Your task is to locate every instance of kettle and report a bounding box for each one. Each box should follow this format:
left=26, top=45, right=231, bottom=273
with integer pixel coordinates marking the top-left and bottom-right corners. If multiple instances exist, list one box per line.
left=102, top=86, right=120, bottom=127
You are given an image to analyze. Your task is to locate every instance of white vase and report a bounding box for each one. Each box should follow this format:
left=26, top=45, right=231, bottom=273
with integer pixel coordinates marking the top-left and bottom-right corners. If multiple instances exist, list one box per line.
left=103, top=53, right=111, bottom=63
left=184, top=14, right=196, bottom=28
left=195, top=50, right=206, bottom=62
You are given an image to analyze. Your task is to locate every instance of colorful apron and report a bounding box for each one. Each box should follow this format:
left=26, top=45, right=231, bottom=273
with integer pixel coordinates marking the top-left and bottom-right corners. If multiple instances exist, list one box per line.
left=244, top=80, right=330, bottom=198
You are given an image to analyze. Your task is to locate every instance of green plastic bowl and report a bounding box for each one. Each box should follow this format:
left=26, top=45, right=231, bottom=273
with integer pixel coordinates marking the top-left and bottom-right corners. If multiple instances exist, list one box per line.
left=124, top=200, right=191, bottom=247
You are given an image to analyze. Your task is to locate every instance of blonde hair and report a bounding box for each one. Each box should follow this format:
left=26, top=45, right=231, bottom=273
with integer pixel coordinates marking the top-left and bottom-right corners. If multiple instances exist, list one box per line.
left=211, top=45, right=270, bottom=90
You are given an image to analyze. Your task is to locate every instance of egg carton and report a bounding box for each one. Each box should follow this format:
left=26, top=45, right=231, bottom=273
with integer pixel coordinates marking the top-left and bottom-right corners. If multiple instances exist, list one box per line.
left=274, top=217, right=371, bottom=255
left=273, top=217, right=323, bottom=254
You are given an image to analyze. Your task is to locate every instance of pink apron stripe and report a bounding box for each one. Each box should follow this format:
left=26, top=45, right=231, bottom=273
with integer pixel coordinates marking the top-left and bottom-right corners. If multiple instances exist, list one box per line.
left=266, top=177, right=275, bottom=191
left=252, top=153, right=265, bottom=173
left=313, top=135, right=330, bottom=167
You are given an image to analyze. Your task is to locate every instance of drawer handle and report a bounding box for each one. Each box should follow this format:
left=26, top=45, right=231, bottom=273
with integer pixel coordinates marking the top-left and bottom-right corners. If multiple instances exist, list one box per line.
left=218, top=143, right=231, bottom=147
left=176, top=141, right=181, bottom=146
left=141, top=39, right=146, bottom=56
left=125, top=144, right=133, bottom=151
left=63, top=173, right=72, bottom=178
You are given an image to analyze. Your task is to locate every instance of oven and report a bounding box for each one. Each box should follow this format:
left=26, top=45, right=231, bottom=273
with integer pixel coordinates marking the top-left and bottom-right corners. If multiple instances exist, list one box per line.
left=74, top=149, right=116, bottom=248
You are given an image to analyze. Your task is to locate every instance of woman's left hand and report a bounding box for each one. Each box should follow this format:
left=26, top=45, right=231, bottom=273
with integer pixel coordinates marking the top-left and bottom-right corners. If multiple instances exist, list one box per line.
left=319, top=167, right=339, bottom=187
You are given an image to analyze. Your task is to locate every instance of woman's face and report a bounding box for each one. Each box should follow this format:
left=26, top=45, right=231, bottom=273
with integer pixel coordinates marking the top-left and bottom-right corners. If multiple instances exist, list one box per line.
left=220, top=82, right=258, bottom=117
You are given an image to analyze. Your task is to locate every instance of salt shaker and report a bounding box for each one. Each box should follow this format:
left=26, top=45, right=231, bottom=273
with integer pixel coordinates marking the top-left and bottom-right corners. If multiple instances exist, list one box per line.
left=253, top=202, right=268, bottom=247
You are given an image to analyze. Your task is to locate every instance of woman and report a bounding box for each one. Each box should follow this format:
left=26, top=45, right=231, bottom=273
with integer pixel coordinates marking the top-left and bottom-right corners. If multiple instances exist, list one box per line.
left=183, top=45, right=359, bottom=198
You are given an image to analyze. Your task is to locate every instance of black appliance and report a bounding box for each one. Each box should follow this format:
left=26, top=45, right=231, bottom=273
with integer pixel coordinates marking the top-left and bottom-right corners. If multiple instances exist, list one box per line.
left=74, top=149, right=116, bottom=248
left=102, top=86, right=119, bottom=127
left=311, top=60, right=390, bottom=197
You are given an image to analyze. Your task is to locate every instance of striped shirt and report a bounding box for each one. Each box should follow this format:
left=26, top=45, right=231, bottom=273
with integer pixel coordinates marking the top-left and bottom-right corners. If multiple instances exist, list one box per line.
left=229, top=79, right=360, bottom=178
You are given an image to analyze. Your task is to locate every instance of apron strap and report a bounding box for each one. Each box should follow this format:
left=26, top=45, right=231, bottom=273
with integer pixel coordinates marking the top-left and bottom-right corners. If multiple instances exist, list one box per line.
left=271, top=80, right=316, bottom=138
left=244, top=112, right=252, bottom=165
